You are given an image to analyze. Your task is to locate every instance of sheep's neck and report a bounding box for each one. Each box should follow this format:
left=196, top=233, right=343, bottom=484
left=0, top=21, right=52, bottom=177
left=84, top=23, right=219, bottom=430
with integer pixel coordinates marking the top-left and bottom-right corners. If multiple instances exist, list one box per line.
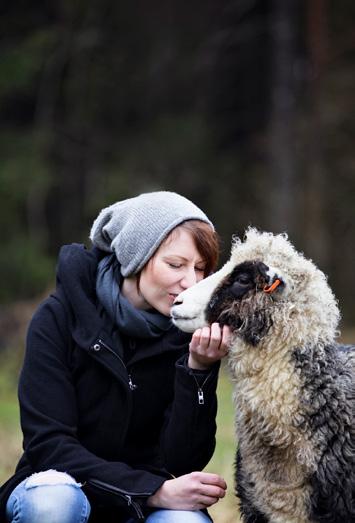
left=230, top=343, right=300, bottom=427
left=229, top=337, right=318, bottom=474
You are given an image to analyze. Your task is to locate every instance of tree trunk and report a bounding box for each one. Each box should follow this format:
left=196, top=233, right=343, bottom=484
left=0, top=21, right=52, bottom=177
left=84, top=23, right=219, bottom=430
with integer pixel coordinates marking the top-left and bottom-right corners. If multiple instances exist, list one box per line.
left=302, top=0, right=329, bottom=267
left=267, top=0, right=300, bottom=236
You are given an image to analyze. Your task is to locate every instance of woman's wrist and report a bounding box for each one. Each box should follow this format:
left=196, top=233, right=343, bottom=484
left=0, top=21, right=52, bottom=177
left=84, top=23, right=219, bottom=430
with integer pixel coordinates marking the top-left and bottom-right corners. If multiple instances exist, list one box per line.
left=147, top=480, right=170, bottom=508
left=188, top=353, right=212, bottom=371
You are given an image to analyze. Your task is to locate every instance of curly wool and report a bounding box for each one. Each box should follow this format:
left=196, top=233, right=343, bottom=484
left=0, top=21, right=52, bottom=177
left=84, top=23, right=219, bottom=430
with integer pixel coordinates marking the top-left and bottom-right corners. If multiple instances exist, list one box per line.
left=230, top=228, right=340, bottom=348
left=225, top=229, right=354, bottom=523
left=171, top=227, right=354, bottom=523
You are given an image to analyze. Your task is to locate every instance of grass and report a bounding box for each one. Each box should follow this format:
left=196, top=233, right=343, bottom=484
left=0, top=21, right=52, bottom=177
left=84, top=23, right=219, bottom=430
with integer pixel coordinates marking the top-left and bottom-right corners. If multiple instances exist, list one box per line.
left=206, top=367, right=241, bottom=522
left=0, top=397, right=22, bottom=483
left=0, top=353, right=23, bottom=484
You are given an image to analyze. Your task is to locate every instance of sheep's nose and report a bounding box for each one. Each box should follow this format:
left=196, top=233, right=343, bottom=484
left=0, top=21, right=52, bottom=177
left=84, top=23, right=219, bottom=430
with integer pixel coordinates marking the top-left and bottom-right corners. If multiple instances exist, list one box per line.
left=173, top=297, right=183, bottom=306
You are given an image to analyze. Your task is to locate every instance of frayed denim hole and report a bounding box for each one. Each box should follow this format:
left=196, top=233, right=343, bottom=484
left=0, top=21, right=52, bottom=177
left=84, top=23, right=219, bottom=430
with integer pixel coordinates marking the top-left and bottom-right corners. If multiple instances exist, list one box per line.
left=24, top=470, right=82, bottom=490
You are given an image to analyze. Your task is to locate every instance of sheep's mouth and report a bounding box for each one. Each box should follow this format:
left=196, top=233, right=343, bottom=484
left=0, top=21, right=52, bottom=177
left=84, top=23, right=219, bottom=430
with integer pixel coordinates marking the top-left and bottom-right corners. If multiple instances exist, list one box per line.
left=171, top=312, right=197, bottom=321
left=171, top=313, right=204, bottom=333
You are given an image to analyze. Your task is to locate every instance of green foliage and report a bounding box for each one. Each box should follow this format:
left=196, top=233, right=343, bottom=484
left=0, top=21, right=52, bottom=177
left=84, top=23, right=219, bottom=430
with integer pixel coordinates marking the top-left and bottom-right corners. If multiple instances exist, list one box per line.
left=0, top=130, right=54, bottom=302
left=0, top=29, right=56, bottom=96
left=0, top=0, right=354, bottom=325
left=0, top=131, right=50, bottom=221
left=0, top=236, right=54, bottom=303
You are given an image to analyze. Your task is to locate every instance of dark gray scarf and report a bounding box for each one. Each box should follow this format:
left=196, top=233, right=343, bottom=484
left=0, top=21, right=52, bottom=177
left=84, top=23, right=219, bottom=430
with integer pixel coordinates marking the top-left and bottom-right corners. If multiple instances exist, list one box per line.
left=96, top=254, right=172, bottom=338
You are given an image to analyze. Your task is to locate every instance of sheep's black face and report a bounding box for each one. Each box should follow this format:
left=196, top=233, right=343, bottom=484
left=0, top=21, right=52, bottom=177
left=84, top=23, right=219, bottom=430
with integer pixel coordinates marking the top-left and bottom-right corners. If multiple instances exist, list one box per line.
left=206, top=260, right=278, bottom=346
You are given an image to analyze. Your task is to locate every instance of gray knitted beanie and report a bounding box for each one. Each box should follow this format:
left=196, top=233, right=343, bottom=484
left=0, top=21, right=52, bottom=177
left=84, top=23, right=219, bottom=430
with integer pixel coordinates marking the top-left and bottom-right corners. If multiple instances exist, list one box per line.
left=89, top=191, right=214, bottom=276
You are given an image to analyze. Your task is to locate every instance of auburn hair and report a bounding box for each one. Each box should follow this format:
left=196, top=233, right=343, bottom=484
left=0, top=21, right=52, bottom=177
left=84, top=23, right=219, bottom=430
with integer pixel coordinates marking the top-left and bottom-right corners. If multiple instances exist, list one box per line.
left=164, top=219, right=220, bottom=277
left=136, top=219, right=220, bottom=291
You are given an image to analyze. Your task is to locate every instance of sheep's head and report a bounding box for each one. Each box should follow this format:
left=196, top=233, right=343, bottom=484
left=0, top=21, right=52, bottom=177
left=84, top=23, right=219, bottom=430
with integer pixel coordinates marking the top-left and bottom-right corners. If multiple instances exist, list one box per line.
left=171, top=228, right=340, bottom=348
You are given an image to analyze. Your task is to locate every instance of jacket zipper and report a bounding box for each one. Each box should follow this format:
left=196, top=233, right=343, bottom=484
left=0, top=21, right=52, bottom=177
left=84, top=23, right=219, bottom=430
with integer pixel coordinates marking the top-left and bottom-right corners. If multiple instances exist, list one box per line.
left=97, top=338, right=137, bottom=390
left=98, top=338, right=125, bottom=366
left=191, top=372, right=211, bottom=405
left=128, top=374, right=138, bottom=390
left=88, top=478, right=149, bottom=519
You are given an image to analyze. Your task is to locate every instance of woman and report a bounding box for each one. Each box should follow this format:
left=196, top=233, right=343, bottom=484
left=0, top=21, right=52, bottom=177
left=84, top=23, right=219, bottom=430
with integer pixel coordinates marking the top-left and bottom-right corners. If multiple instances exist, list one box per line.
left=0, top=191, right=230, bottom=523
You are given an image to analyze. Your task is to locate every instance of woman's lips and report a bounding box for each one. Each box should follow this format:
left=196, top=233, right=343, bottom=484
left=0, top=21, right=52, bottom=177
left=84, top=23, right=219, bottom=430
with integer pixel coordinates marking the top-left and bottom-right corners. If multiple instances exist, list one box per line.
left=168, top=293, right=179, bottom=303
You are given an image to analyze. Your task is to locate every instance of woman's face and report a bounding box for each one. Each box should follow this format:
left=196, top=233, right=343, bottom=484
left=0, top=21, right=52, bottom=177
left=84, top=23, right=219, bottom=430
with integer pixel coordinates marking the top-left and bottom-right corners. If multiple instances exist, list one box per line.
left=138, top=227, right=206, bottom=316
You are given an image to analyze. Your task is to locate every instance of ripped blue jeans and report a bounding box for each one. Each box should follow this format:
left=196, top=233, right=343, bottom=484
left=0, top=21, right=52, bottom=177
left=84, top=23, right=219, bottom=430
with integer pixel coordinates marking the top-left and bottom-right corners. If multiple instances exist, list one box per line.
left=6, top=470, right=211, bottom=523
left=6, top=470, right=90, bottom=523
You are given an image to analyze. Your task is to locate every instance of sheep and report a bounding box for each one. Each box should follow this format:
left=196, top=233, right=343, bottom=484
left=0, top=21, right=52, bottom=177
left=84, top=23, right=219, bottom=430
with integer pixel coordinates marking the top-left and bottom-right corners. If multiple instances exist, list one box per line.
left=171, top=228, right=355, bottom=523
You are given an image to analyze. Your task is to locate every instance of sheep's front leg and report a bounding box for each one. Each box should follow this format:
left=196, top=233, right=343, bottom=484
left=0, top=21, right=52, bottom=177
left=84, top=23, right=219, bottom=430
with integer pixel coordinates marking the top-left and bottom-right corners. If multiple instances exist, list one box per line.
left=236, top=451, right=269, bottom=523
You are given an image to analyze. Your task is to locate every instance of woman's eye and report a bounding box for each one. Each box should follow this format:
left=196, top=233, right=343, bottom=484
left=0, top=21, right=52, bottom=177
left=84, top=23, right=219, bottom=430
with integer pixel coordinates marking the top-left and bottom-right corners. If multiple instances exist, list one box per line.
left=168, top=263, right=182, bottom=269
left=195, top=267, right=205, bottom=273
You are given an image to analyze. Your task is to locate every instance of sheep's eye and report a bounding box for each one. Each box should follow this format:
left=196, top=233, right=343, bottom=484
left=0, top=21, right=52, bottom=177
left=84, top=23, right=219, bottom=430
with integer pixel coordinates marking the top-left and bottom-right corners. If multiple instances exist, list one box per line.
left=235, top=274, right=251, bottom=285
left=230, top=275, right=253, bottom=298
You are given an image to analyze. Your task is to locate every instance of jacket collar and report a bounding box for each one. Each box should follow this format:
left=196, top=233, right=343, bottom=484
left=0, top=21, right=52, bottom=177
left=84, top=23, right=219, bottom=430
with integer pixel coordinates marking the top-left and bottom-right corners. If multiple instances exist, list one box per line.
left=55, top=243, right=191, bottom=366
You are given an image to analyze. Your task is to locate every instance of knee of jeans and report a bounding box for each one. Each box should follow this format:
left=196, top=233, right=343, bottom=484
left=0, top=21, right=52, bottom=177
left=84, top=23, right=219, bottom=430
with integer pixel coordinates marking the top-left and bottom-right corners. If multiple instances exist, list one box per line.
left=24, top=470, right=81, bottom=489
left=146, top=510, right=211, bottom=523
left=21, top=470, right=90, bottom=522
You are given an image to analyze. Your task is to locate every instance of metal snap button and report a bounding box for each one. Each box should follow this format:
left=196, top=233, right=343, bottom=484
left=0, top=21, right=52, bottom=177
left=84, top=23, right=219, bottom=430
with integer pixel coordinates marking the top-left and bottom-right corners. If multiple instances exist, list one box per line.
left=92, top=343, right=101, bottom=351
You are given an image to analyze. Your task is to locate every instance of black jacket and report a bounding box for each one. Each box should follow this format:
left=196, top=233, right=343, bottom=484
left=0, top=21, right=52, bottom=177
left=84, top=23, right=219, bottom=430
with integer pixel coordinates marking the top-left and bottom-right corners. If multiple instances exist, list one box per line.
left=0, top=244, right=219, bottom=522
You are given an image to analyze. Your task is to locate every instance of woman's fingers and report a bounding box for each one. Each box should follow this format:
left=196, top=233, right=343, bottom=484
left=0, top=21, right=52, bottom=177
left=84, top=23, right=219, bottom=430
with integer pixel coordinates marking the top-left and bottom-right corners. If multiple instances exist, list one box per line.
left=220, top=324, right=232, bottom=352
left=209, top=322, right=224, bottom=350
left=191, top=324, right=223, bottom=351
left=189, top=328, right=201, bottom=351
left=191, top=323, right=232, bottom=352
left=188, top=323, right=232, bottom=369
left=194, top=472, right=227, bottom=508
left=199, top=325, right=215, bottom=350
left=198, top=484, right=226, bottom=499
left=195, top=496, right=220, bottom=509
left=147, top=471, right=227, bottom=510
left=195, top=471, right=227, bottom=490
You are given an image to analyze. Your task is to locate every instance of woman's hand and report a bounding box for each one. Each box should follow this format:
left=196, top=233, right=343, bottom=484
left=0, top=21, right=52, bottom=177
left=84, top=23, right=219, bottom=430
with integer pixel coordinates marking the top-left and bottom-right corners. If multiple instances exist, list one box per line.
left=188, top=323, right=232, bottom=370
left=147, top=471, right=227, bottom=510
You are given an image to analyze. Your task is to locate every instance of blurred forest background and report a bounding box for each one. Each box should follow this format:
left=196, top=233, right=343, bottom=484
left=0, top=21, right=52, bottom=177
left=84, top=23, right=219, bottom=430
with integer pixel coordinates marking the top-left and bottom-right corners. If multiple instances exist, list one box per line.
left=1, top=0, right=354, bottom=318
left=0, top=1, right=354, bottom=520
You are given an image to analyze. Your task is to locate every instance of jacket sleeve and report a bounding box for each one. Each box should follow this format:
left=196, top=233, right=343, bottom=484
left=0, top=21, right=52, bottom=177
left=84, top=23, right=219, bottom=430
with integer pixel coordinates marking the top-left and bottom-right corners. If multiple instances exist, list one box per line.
left=159, top=354, right=220, bottom=476
left=18, top=298, right=168, bottom=517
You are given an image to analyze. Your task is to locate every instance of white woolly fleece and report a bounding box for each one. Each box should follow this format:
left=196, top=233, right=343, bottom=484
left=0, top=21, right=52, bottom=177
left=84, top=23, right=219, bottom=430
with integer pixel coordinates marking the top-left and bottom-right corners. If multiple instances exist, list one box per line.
left=230, top=228, right=340, bottom=348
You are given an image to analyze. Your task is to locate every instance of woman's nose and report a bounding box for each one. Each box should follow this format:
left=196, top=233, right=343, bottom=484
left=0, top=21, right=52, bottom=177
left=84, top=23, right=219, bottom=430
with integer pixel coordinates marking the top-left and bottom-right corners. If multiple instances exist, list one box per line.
left=180, top=269, right=197, bottom=289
